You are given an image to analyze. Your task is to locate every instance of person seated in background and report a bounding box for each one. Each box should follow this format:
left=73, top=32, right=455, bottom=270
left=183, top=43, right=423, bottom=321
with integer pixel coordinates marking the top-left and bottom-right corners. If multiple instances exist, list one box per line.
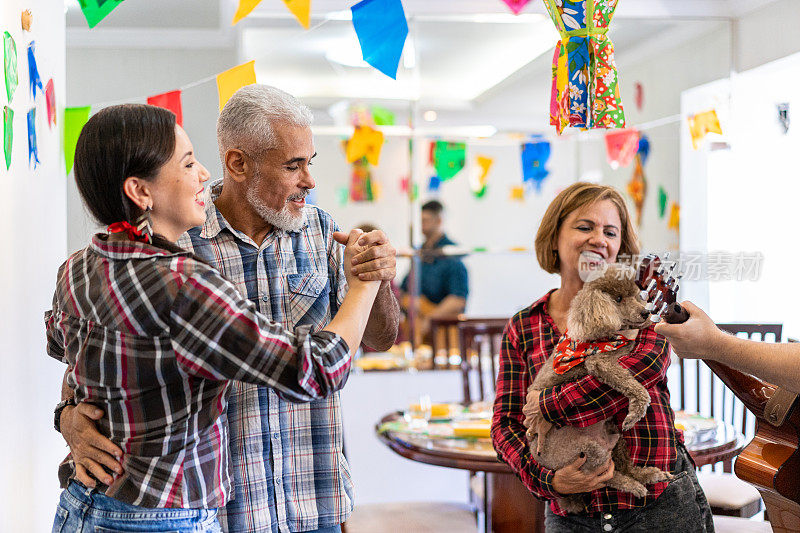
left=655, top=301, right=800, bottom=394
left=399, top=200, right=469, bottom=343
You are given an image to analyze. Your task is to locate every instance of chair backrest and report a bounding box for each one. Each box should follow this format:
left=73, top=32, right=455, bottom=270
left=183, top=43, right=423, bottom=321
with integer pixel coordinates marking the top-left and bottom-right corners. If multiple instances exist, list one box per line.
left=428, top=316, right=462, bottom=369
left=671, top=323, right=782, bottom=472
left=457, top=318, right=508, bottom=404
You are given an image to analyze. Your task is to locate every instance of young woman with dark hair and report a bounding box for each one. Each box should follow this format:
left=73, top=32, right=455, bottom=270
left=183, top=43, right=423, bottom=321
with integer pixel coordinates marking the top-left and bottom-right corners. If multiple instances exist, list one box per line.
left=47, top=104, right=379, bottom=532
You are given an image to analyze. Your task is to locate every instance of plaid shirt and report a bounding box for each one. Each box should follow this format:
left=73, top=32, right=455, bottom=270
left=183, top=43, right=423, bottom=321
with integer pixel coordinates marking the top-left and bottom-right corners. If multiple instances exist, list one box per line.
left=44, top=235, right=350, bottom=509
left=177, top=181, right=351, bottom=533
left=491, top=290, right=682, bottom=517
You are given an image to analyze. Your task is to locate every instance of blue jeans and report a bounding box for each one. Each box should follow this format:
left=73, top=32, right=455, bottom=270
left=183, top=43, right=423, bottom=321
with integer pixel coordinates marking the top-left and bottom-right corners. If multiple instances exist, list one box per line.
left=303, top=526, right=342, bottom=533
left=52, top=480, right=221, bottom=532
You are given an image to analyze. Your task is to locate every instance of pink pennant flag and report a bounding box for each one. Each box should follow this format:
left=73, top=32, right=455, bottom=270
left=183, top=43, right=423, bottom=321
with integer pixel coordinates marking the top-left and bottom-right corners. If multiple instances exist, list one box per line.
left=45, top=79, right=56, bottom=129
left=501, top=0, right=531, bottom=15
left=147, top=90, right=183, bottom=126
left=605, top=129, right=640, bottom=169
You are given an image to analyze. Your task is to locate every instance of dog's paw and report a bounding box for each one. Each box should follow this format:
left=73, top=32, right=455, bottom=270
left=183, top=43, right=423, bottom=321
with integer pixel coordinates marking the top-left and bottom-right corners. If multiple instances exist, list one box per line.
left=628, top=466, right=673, bottom=485
left=558, top=496, right=586, bottom=514
left=627, top=481, right=649, bottom=498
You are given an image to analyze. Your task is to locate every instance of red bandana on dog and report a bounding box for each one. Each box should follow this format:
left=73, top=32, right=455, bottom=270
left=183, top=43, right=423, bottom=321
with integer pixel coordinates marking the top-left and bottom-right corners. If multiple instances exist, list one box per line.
left=552, top=333, right=631, bottom=374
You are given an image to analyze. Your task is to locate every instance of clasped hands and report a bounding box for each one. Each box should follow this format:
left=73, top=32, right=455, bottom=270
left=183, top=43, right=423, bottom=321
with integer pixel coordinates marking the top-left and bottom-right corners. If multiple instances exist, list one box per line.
left=523, top=388, right=615, bottom=495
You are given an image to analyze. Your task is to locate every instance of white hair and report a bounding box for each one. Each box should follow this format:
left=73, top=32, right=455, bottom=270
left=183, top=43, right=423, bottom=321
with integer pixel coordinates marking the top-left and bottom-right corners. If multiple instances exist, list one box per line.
left=216, top=84, right=313, bottom=169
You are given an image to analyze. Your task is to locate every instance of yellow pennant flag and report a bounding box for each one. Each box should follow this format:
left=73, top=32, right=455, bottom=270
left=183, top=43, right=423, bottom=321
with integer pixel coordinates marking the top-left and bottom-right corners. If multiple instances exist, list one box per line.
left=232, top=0, right=263, bottom=25
left=283, top=0, right=311, bottom=29
left=509, top=185, right=525, bottom=201
left=217, top=60, right=257, bottom=111
left=668, top=202, right=680, bottom=231
left=688, top=109, right=722, bottom=150
left=345, top=126, right=384, bottom=166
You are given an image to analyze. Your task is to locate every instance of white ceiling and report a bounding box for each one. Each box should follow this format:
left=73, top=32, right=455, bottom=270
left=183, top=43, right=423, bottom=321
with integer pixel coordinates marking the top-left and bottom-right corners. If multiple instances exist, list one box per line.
left=65, top=0, right=778, bottom=126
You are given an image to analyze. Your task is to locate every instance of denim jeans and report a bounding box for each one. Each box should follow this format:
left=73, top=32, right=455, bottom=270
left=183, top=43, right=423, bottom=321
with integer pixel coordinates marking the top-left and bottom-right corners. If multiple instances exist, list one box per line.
left=302, top=526, right=342, bottom=533
left=544, top=444, right=714, bottom=532
left=52, top=480, right=221, bottom=533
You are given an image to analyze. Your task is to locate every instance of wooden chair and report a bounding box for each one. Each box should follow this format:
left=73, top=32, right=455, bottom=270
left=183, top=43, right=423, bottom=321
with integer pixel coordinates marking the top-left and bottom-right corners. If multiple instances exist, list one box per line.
left=671, top=323, right=782, bottom=518
left=457, top=318, right=508, bottom=404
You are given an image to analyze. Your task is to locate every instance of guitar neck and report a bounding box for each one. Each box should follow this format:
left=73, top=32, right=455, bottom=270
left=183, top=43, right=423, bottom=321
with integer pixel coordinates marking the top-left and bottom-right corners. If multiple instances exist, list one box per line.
left=704, top=359, right=776, bottom=415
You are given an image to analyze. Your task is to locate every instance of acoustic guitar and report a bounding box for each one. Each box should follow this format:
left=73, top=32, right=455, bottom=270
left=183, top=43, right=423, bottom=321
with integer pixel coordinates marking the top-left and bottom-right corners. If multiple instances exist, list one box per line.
left=636, top=254, right=800, bottom=532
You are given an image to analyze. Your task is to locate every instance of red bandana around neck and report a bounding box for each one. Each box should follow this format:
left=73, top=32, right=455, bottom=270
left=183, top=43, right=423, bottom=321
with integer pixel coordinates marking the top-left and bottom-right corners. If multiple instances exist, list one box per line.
left=107, top=221, right=151, bottom=244
left=552, top=332, right=631, bottom=374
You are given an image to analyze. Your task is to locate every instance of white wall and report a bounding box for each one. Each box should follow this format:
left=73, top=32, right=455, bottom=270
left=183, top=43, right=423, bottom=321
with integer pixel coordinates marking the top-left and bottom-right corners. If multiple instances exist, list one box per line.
left=0, top=1, right=66, bottom=531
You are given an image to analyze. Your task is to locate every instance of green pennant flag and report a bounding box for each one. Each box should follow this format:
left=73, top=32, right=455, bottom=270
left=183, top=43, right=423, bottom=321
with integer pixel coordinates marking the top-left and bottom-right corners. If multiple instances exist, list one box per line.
left=3, top=106, right=12, bottom=171
left=371, top=105, right=395, bottom=126
left=64, top=106, right=92, bottom=174
left=4, top=32, right=17, bottom=103
left=658, top=186, right=668, bottom=218
left=78, top=0, right=125, bottom=29
left=433, top=141, right=466, bottom=181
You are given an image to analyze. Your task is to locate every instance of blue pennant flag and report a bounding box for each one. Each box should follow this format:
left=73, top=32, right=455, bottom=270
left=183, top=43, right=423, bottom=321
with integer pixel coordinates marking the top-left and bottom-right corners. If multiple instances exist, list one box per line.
left=28, top=42, right=43, bottom=100
left=521, top=139, right=551, bottom=193
left=637, top=134, right=650, bottom=165
left=428, top=175, right=441, bottom=192
left=27, top=108, right=39, bottom=169
left=351, top=0, right=408, bottom=79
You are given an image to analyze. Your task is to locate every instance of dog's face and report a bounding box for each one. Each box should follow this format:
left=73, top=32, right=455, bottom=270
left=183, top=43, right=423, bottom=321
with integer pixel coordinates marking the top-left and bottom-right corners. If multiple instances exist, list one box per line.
left=566, top=264, right=651, bottom=342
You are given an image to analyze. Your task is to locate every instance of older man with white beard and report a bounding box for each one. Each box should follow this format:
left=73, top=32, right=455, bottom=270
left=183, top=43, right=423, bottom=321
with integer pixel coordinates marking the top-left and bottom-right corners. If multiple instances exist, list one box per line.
left=59, top=85, right=400, bottom=533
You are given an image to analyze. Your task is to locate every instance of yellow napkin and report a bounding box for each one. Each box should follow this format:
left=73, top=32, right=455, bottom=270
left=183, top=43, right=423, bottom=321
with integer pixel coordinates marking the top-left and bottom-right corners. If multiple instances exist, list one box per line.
left=452, top=420, right=491, bottom=438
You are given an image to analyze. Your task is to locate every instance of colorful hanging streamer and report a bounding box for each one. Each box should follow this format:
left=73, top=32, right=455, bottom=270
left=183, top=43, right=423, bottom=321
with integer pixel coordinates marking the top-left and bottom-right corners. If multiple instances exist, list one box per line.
left=79, top=0, right=125, bottom=29
left=604, top=129, right=639, bottom=169
left=688, top=109, right=723, bottom=150
left=521, top=140, right=551, bottom=192
left=346, top=126, right=384, bottom=166
left=351, top=0, right=408, bottom=79
left=433, top=141, right=466, bottom=181
left=501, top=0, right=532, bottom=15
left=350, top=157, right=375, bottom=201
left=27, top=108, right=39, bottom=169
left=45, top=79, right=56, bottom=129
left=470, top=155, right=493, bottom=198
left=28, top=42, right=43, bottom=100
left=543, top=0, right=625, bottom=134
left=216, top=60, right=257, bottom=111
left=668, top=202, right=680, bottom=231
left=4, top=32, right=17, bottom=103
left=3, top=106, right=12, bottom=171
left=64, top=106, right=92, bottom=173
left=626, top=135, right=650, bottom=227
left=147, top=90, right=183, bottom=126
left=428, top=175, right=441, bottom=192
left=282, top=0, right=311, bottom=29
left=371, top=105, right=395, bottom=126
left=658, top=186, right=668, bottom=219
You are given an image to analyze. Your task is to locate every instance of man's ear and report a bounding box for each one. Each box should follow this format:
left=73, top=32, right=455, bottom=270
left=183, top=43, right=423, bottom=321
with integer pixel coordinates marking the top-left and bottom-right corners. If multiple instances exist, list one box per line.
left=224, top=149, right=252, bottom=183
left=566, top=289, right=623, bottom=342
left=122, top=177, right=152, bottom=211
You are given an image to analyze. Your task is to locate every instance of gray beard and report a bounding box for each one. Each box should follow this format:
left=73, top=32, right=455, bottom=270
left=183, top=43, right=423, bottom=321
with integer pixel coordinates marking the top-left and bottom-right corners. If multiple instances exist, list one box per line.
left=245, top=182, right=307, bottom=233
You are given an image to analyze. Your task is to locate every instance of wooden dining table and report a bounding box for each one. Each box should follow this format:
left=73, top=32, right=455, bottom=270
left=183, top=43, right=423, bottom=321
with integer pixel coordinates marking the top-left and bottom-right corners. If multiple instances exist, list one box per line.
left=376, top=410, right=746, bottom=533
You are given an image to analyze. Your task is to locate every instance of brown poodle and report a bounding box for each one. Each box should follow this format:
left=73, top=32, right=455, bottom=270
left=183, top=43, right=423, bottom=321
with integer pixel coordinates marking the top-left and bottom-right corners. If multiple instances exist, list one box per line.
left=522, top=264, right=673, bottom=514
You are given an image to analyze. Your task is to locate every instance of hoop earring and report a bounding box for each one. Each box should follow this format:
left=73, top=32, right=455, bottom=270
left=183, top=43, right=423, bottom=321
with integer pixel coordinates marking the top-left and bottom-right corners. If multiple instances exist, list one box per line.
left=135, top=206, right=153, bottom=244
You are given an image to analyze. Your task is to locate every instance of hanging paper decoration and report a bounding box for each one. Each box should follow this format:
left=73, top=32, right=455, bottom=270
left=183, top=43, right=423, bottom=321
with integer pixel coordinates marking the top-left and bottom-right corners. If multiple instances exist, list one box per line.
left=349, top=158, right=375, bottom=202
left=217, top=60, right=257, bottom=111
left=147, top=90, right=183, bottom=126
left=433, top=141, right=466, bottom=181
left=502, top=0, right=532, bottom=15
left=351, top=0, right=408, bottom=80
left=45, top=79, right=56, bottom=129
left=428, top=175, right=441, bottom=192
left=283, top=0, right=311, bottom=29
left=27, top=108, right=39, bottom=169
left=27, top=42, right=43, bottom=100
left=509, top=185, right=526, bottom=201
left=232, top=0, right=262, bottom=25
left=634, top=82, right=644, bottom=111
left=371, top=105, right=395, bottom=126
left=4, top=32, right=18, bottom=103
left=688, top=109, right=722, bottom=150
left=336, top=186, right=349, bottom=206
left=21, top=10, right=33, bottom=32
left=667, top=202, right=680, bottom=231
left=470, top=155, right=493, bottom=198
left=604, top=129, right=639, bottom=169
left=543, top=0, right=625, bottom=134
left=79, top=0, right=125, bottom=29
left=64, top=106, right=92, bottom=174
left=400, top=176, right=410, bottom=194
left=626, top=135, right=649, bottom=226
left=345, top=125, right=384, bottom=166
left=3, top=107, right=12, bottom=171
left=521, top=140, right=551, bottom=192
left=657, top=186, right=668, bottom=219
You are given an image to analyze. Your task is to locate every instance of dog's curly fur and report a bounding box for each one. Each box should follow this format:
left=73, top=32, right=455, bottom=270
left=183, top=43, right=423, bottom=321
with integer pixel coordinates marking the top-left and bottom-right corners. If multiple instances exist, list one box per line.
left=524, top=264, right=673, bottom=514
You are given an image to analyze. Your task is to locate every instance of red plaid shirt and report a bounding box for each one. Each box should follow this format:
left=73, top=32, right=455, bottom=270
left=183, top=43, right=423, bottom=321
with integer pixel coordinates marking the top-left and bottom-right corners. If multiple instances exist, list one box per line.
left=491, top=290, right=683, bottom=516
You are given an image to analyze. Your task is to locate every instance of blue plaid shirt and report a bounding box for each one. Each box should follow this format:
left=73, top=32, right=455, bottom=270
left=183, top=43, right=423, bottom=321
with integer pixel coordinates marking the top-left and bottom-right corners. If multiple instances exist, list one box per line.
left=178, top=181, right=352, bottom=533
